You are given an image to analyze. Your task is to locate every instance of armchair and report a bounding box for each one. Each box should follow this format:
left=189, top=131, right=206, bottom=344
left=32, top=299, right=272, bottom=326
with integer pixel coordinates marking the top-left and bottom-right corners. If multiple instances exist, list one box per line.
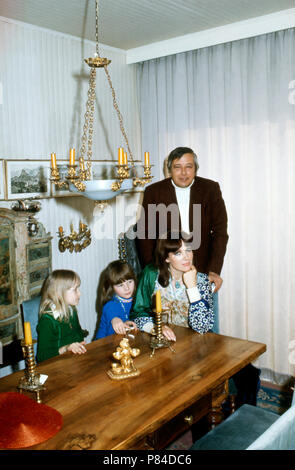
left=191, top=389, right=295, bottom=450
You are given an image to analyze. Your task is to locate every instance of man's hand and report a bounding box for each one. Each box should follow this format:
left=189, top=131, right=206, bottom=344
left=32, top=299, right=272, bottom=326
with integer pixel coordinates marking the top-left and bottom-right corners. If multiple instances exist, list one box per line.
left=208, top=271, right=223, bottom=293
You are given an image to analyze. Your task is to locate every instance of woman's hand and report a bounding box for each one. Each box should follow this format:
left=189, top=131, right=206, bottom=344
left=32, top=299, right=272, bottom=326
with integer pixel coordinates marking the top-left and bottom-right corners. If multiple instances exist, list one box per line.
left=162, top=325, right=176, bottom=342
left=65, top=341, right=87, bottom=355
left=183, top=265, right=197, bottom=288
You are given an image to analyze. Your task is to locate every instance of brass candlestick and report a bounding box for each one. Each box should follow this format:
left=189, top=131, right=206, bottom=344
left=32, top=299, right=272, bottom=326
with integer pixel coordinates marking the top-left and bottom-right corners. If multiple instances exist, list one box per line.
left=150, top=309, right=175, bottom=357
left=18, top=341, right=45, bottom=403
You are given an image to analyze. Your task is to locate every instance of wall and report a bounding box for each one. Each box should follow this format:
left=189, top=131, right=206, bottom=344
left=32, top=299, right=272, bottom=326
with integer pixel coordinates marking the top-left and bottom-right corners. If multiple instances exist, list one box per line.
left=0, top=16, right=143, bottom=375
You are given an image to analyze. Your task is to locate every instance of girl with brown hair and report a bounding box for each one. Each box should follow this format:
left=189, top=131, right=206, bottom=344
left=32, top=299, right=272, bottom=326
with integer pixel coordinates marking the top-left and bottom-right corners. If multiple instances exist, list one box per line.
left=95, top=260, right=138, bottom=339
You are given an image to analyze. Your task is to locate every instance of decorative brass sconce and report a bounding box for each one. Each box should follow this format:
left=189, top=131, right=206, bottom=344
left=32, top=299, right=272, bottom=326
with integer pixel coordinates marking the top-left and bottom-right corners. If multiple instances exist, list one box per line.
left=58, top=221, right=91, bottom=253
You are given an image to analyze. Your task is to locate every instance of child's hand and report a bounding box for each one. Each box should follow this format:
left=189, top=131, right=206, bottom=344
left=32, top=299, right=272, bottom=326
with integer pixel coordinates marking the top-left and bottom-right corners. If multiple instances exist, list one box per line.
left=111, top=317, right=126, bottom=335
left=183, top=266, right=197, bottom=289
left=67, top=341, right=87, bottom=355
left=124, top=320, right=138, bottom=332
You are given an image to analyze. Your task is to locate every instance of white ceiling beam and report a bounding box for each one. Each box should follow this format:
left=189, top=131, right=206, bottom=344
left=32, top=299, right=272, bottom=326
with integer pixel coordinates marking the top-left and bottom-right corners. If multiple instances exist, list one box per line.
left=126, top=8, right=295, bottom=64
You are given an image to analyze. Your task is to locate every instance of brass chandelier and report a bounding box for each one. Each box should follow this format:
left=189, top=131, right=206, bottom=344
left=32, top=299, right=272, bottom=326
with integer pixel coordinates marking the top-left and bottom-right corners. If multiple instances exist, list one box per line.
left=50, top=0, right=152, bottom=203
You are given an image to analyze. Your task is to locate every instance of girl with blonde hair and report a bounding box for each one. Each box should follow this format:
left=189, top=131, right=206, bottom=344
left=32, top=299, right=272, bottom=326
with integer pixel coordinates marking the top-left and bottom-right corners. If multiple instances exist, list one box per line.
left=37, top=269, right=87, bottom=362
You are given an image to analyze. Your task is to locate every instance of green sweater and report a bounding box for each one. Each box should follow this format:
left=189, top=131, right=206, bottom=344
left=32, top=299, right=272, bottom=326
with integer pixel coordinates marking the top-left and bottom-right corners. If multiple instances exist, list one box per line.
left=36, top=306, right=85, bottom=363
left=130, top=264, right=215, bottom=334
left=130, top=264, right=158, bottom=319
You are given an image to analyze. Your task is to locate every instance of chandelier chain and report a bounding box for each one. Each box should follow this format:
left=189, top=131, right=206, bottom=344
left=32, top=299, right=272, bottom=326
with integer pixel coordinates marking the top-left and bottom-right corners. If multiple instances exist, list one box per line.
left=80, top=68, right=96, bottom=169
left=103, top=65, right=135, bottom=167
left=95, top=0, right=100, bottom=57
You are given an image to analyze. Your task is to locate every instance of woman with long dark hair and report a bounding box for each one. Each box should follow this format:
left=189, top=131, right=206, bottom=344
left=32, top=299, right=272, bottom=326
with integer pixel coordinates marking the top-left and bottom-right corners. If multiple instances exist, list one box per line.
left=130, top=231, right=215, bottom=341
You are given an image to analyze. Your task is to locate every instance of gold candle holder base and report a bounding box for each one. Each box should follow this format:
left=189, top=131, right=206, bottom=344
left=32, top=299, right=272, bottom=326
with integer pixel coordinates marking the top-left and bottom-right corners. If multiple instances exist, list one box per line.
left=107, top=366, right=140, bottom=381
left=18, top=341, right=46, bottom=403
left=150, top=310, right=175, bottom=357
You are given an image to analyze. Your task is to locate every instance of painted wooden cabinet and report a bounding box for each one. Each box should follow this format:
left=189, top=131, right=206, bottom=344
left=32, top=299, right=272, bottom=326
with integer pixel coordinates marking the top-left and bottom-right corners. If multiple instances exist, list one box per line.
left=0, top=208, right=52, bottom=346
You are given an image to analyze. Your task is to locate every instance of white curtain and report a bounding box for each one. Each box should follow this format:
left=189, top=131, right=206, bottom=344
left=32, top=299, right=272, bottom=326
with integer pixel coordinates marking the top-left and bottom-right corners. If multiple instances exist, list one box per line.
left=137, top=28, right=295, bottom=380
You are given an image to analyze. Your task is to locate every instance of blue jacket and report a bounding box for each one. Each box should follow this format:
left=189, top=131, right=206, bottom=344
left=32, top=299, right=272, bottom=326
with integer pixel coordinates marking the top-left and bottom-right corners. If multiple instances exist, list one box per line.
left=95, top=295, right=133, bottom=339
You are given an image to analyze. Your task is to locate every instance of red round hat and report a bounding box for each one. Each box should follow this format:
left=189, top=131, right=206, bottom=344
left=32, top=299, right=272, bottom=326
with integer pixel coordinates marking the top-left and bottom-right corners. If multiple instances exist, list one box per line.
left=0, top=392, right=63, bottom=449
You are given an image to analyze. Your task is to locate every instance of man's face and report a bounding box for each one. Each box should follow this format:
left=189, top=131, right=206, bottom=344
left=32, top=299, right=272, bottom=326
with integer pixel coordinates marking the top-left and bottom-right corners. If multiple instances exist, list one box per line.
left=170, top=153, right=196, bottom=188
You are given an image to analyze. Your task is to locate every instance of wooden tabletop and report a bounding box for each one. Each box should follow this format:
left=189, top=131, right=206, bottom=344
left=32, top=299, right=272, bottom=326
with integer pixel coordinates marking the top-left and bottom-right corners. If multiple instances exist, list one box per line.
left=0, top=327, right=266, bottom=450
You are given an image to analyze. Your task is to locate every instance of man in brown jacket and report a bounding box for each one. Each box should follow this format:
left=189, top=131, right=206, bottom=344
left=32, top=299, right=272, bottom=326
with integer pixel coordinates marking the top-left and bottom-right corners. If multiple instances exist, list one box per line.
left=136, top=146, right=229, bottom=293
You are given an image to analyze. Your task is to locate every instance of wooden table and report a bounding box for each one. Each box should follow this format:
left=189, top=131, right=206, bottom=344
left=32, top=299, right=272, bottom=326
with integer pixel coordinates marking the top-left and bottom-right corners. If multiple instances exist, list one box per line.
left=0, top=327, right=266, bottom=450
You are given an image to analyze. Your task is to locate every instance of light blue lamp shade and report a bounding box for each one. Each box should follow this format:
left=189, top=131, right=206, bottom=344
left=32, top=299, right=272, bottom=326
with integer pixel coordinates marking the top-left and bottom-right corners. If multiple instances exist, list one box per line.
left=69, top=179, right=133, bottom=201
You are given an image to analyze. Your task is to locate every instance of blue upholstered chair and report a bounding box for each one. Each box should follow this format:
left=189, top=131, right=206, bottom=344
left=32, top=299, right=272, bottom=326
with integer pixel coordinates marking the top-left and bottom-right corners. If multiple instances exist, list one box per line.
left=21, top=296, right=41, bottom=354
left=191, top=390, right=295, bottom=450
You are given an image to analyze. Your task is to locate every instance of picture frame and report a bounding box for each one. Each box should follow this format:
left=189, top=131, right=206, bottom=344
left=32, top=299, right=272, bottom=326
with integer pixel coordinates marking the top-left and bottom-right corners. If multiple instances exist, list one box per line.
left=0, top=160, right=4, bottom=200
left=5, top=160, right=51, bottom=200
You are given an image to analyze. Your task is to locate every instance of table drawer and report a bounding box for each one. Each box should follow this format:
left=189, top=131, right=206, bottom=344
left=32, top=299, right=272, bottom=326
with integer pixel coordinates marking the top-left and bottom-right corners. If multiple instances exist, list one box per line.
left=212, top=380, right=229, bottom=408
left=146, top=394, right=211, bottom=450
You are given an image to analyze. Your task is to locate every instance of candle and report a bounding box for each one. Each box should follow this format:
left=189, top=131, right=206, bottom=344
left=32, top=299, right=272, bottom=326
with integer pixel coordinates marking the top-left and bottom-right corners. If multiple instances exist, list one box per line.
left=155, top=290, right=162, bottom=313
left=24, top=322, right=33, bottom=345
left=124, top=151, right=128, bottom=165
left=58, top=226, right=63, bottom=235
left=144, top=151, right=150, bottom=166
left=69, top=148, right=75, bottom=165
left=118, top=147, right=124, bottom=165
left=51, top=152, right=57, bottom=169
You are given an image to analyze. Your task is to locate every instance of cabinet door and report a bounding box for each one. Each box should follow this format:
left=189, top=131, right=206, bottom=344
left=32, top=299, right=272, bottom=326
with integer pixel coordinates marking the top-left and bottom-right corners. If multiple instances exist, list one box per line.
left=0, top=229, right=20, bottom=345
left=27, top=240, right=52, bottom=297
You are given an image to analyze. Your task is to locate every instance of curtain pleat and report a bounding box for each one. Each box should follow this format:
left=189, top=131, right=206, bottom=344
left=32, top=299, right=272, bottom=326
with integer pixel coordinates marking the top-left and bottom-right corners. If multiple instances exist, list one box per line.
left=137, top=28, right=295, bottom=379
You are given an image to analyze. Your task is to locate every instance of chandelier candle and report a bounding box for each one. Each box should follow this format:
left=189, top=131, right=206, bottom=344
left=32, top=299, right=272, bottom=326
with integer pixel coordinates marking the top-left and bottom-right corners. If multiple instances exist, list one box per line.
left=118, top=147, right=124, bottom=165
left=144, top=152, right=150, bottom=166
left=51, top=153, right=57, bottom=169
left=69, top=148, right=75, bottom=165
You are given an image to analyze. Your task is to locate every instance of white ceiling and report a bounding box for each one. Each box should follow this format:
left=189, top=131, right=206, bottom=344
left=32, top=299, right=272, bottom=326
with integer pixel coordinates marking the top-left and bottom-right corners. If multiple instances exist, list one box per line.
left=1, top=0, right=295, bottom=51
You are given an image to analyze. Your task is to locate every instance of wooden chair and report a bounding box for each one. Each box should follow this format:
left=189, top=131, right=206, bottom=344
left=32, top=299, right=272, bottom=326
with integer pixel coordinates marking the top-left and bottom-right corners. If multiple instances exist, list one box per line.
left=118, top=223, right=142, bottom=277
left=21, top=296, right=41, bottom=355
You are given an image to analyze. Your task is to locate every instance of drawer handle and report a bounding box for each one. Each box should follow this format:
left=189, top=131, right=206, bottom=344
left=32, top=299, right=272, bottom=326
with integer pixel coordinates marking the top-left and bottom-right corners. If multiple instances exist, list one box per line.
left=184, top=415, right=193, bottom=426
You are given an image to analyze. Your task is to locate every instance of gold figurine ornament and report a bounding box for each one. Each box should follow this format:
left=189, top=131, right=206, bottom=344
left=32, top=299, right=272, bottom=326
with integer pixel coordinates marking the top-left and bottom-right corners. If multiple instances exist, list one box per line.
left=107, top=338, right=140, bottom=380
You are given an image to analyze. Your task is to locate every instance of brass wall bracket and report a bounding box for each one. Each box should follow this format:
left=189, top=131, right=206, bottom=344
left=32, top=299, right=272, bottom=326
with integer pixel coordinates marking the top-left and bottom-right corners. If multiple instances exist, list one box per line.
left=58, top=222, right=91, bottom=253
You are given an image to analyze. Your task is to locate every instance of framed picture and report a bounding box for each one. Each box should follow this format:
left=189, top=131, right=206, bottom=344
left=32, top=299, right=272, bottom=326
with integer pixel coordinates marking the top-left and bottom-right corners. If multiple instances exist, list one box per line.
left=0, top=160, right=4, bottom=200
left=5, top=160, right=51, bottom=200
